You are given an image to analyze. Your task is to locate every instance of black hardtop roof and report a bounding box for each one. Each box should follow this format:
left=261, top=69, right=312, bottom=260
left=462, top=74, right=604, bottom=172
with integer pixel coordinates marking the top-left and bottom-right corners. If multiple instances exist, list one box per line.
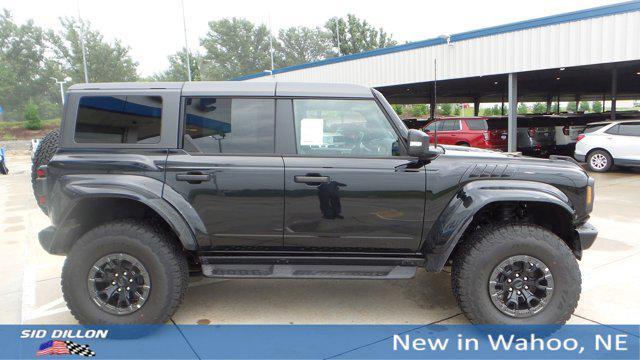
left=68, top=81, right=374, bottom=98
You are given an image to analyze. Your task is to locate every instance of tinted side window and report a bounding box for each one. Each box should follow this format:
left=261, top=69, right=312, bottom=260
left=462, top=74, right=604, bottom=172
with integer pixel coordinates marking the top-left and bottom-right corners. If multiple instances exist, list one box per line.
left=75, top=96, right=162, bottom=143
left=618, top=123, right=640, bottom=136
left=293, top=99, right=400, bottom=157
left=183, top=98, right=275, bottom=154
left=605, top=124, right=619, bottom=135
left=442, top=120, right=460, bottom=131
left=424, top=122, right=436, bottom=132
left=466, top=120, right=488, bottom=130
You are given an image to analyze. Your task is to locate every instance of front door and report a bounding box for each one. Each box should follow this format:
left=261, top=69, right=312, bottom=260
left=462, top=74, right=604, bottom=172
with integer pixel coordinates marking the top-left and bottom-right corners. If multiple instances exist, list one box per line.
left=164, top=97, right=284, bottom=250
left=283, top=98, right=426, bottom=253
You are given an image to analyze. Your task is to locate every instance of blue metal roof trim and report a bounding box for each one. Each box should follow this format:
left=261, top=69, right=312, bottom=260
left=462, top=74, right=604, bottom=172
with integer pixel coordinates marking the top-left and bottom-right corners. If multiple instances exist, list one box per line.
left=234, top=1, right=640, bottom=81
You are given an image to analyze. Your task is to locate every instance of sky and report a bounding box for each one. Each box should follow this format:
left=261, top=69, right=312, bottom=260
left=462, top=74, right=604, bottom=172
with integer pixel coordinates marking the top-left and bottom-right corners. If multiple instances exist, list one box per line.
left=0, top=0, right=627, bottom=77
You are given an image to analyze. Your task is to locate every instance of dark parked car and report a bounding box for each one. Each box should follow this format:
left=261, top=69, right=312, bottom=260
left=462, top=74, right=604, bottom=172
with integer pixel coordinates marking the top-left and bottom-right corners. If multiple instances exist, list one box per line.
left=32, top=82, right=596, bottom=325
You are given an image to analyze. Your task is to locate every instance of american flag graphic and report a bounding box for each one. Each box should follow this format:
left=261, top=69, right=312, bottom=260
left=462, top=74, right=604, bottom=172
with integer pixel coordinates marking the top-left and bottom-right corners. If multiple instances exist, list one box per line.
left=36, top=340, right=96, bottom=357
left=36, top=340, right=70, bottom=356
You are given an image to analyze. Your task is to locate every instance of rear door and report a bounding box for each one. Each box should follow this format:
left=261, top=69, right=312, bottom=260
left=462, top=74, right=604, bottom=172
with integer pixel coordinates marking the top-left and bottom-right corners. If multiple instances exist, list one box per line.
left=282, top=98, right=426, bottom=253
left=612, top=122, right=640, bottom=161
left=164, top=97, right=284, bottom=251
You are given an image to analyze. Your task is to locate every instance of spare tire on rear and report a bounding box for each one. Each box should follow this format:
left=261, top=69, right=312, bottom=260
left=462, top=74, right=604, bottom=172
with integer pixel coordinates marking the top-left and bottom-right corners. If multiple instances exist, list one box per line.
left=31, top=129, right=60, bottom=214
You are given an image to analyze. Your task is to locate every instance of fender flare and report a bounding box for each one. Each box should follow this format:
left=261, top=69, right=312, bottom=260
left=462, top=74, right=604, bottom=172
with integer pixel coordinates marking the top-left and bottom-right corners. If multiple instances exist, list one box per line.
left=50, top=174, right=206, bottom=253
left=422, top=180, right=575, bottom=272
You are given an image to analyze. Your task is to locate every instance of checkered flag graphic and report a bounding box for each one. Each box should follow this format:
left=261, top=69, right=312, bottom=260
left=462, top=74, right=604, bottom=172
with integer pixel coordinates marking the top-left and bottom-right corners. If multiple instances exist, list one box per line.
left=65, top=341, right=96, bottom=357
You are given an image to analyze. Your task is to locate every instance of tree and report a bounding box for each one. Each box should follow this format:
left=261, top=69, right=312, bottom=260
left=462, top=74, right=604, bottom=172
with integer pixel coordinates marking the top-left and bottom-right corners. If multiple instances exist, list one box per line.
left=391, top=104, right=403, bottom=115
left=566, top=102, right=577, bottom=112
left=517, top=103, right=529, bottom=114
left=438, top=103, right=452, bottom=116
left=532, top=102, right=546, bottom=114
left=491, top=104, right=501, bottom=115
left=325, top=14, right=396, bottom=56
left=579, top=101, right=590, bottom=112
left=200, top=18, right=273, bottom=80
left=24, top=100, right=42, bottom=130
left=151, top=48, right=201, bottom=81
left=49, top=18, right=138, bottom=83
left=276, top=26, right=332, bottom=67
left=552, top=103, right=559, bottom=113
left=411, top=104, right=427, bottom=116
left=592, top=101, right=602, bottom=113
left=453, top=105, right=461, bottom=116
left=0, top=9, right=61, bottom=120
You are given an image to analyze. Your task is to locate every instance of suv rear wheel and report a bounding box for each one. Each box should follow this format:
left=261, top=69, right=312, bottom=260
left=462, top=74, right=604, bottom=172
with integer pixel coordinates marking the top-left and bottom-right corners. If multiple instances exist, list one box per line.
left=451, top=223, right=580, bottom=324
left=586, top=149, right=613, bottom=172
left=62, top=219, right=188, bottom=324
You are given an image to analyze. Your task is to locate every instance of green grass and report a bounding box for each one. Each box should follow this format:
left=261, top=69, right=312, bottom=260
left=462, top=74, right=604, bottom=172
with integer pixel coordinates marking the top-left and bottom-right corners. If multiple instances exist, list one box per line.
left=0, top=118, right=60, bottom=130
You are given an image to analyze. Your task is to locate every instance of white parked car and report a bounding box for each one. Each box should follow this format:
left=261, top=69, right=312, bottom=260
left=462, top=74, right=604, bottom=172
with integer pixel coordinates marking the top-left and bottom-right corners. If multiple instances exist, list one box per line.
left=574, top=120, right=640, bottom=172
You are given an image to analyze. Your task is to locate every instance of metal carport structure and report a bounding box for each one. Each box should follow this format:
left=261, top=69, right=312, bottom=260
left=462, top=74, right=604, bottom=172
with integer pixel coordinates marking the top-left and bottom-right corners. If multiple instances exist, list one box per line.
left=238, top=1, right=640, bottom=152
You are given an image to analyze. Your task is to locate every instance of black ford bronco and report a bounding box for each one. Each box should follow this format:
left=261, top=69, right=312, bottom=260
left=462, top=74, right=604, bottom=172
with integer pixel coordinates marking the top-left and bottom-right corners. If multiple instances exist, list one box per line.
left=32, top=82, right=597, bottom=324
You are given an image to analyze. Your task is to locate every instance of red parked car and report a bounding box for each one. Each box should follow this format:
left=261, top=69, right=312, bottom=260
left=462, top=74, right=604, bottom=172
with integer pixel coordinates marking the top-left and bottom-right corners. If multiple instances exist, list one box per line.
left=422, top=117, right=508, bottom=150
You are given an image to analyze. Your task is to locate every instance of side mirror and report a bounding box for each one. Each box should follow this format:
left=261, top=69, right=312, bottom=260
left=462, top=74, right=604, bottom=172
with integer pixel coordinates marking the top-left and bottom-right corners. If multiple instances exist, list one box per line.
left=407, top=129, right=432, bottom=158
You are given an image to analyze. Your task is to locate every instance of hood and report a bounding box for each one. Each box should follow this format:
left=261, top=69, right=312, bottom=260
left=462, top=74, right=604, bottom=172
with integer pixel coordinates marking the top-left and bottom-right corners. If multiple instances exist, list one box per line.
left=439, top=145, right=589, bottom=188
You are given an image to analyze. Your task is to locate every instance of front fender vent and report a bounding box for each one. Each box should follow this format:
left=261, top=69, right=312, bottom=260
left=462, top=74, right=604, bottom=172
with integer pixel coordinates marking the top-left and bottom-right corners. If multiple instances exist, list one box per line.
left=465, top=164, right=514, bottom=180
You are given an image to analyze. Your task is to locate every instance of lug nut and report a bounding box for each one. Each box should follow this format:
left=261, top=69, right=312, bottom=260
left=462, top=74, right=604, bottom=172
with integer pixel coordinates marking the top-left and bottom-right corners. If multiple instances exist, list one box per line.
left=517, top=290, right=521, bottom=294
left=524, top=277, right=528, bottom=280
left=124, top=272, right=127, bottom=276
left=112, top=281, right=116, bottom=285
left=129, top=279, right=133, bottom=283
left=515, top=273, right=520, bottom=278
left=115, top=273, right=118, bottom=277
left=524, top=285, right=529, bottom=290
left=126, top=287, right=130, bottom=291
left=118, top=288, right=122, bottom=291
left=507, top=279, right=512, bottom=283
left=509, top=287, right=513, bottom=291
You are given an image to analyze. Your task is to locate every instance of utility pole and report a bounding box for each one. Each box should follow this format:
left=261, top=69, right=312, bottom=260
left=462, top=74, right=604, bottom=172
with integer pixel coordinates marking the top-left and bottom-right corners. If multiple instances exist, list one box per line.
left=335, top=18, right=341, bottom=56
left=268, top=15, right=274, bottom=74
left=77, top=0, right=89, bottom=83
left=180, top=0, right=192, bottom=81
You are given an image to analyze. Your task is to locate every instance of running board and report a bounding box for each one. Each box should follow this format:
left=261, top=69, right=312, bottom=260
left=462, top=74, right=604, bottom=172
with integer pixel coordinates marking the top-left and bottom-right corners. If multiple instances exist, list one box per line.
left=201, top=264, right=417, bottom=279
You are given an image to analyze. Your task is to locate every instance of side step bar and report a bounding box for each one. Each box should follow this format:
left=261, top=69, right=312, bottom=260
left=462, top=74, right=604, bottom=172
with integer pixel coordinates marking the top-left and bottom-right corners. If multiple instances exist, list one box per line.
left=199, top=255, right=424, bottom=279
left=201, top=264, right=417, bottom=279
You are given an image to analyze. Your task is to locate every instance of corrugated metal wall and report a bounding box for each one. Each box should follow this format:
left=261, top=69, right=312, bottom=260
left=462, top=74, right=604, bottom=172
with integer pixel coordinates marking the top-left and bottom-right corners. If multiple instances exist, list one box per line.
left=247, top=11, right=640, bottom=87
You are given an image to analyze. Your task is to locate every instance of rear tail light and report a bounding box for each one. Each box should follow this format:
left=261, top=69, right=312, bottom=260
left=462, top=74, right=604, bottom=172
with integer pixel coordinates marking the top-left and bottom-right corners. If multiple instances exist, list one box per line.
left=562, top=126, right=570, bottom=136
left=576, top=134, right=585, bottom=142
left=483, top=131, right=490, bottom=141
left=527, top=127, right=537, bottom=138
left=38, top=195, right=46, bottom=206
left=36, top=168, right=46, bottom=178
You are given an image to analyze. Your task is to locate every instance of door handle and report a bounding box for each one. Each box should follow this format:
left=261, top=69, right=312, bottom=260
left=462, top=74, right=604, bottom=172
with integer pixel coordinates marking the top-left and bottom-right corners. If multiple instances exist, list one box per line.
left=176, top=172, right=211, bottom=182
left=294, top=175, right=330, bottom=184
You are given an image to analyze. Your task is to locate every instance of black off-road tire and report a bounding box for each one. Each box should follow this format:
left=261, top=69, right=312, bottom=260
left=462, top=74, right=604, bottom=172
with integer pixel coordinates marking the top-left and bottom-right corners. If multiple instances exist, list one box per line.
left=62, top=219, right=189, bottom=324
left=31, top=129, right=60, bottom=213
left=586, top=149, right=613, bottom=173
left=451, top=223, right=581, bottom=324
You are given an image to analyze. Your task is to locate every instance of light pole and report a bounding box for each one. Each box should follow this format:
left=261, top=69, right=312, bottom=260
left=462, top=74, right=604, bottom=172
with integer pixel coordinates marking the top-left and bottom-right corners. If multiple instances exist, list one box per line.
left=51, top=77, right=72, bottom=105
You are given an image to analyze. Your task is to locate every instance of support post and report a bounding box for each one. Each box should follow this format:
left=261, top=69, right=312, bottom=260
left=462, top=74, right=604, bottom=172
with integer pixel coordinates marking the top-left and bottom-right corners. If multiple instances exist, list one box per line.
left=501, top=94, right=505, bottom=115
left=473, top=97, right=480, bottom=116
left=546, top=95, right=552, bottom=114
left=508, top=73, right=517, bottom=153
left=602, top=94, right=606, bottom=112
left=611, top=68, right=618, bottom=120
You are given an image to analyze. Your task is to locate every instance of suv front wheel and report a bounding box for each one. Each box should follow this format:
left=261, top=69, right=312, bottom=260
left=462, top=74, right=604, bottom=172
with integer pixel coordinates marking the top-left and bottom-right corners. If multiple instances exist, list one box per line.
left=451, top=223, right=581, bottom=324
left=62, top=219, right=188, bottom=324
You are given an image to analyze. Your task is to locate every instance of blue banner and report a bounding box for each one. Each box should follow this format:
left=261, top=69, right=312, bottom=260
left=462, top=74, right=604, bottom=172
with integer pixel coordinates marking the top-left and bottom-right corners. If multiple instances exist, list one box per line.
left=2, top=325, right=638, bottom=359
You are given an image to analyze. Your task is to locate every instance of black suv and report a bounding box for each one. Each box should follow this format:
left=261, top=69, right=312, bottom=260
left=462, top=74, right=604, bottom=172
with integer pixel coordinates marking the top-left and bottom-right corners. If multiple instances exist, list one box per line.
left=32, top=81, right=597, bottom=324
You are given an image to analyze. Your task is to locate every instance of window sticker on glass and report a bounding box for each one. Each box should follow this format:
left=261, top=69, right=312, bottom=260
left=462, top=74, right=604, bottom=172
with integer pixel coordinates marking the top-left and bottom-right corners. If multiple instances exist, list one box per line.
left=300, top=118, right=324, bottom=146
